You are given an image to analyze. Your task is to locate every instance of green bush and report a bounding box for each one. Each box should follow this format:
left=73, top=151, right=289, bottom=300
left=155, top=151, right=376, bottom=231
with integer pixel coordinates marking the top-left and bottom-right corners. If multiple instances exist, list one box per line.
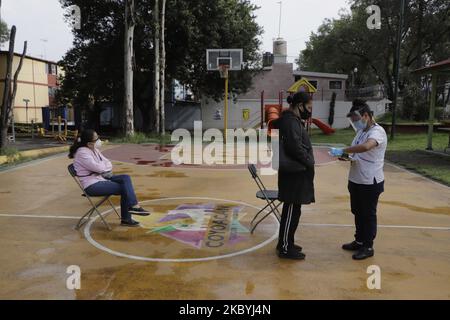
left=112, top=132, right=173, bottom=145
left=0, top=147, right=22, bottom=163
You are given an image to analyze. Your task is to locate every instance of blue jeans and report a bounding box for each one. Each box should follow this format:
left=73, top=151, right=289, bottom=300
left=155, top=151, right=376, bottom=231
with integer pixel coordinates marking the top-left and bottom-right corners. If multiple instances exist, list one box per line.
left=85, top=175, right=138, bottom=221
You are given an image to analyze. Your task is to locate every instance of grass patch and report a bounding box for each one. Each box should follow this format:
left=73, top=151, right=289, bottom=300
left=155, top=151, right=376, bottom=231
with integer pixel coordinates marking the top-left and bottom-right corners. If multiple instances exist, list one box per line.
left=0, top=150, right=66, bottom=171
left=375, top=112, right=441, bottom=125
left=310, top=128, right=355, bottom=145
left=111, top=132, right=173, bottom=145
left=0, top=147, right=22, bottom=164
left=387, top=151, right=450, bottom=186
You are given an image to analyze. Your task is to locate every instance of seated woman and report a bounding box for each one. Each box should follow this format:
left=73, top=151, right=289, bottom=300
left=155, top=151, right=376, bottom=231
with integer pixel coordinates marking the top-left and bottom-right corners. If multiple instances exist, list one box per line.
left=69, top=129, right=149, bottom=227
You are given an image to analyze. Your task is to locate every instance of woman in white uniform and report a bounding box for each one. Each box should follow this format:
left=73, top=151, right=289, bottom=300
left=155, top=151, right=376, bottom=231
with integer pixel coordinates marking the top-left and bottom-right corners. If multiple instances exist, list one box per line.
left=329, top=100, right=387, bottom=260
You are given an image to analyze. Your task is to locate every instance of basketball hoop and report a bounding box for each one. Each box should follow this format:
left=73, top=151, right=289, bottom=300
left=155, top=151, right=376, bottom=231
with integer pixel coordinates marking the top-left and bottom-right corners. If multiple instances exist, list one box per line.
left=219, top=65, right=230, bottom=79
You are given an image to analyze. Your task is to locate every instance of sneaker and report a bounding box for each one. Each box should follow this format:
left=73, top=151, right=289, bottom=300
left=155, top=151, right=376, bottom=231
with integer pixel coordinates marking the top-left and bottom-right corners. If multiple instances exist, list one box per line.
left=342, top=241, right=363, bottom=251
left=121, top=219, right=141, bottom=227
left=352, top=247, right=375, bottom=260
left=278, top=249, right=306, bottom=260
left=128, top=207, right=151, bottom=216
left=276, top=244, right=303, bottom=253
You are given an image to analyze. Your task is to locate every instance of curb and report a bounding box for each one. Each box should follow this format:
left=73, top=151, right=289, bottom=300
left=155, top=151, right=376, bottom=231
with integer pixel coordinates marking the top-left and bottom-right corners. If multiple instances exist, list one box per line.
left=0, top=145, right=70, bottom=165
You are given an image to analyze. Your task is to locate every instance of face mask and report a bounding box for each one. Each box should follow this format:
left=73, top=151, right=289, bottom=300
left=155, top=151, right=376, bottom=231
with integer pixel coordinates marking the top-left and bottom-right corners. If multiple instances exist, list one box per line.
left=353, top=119, right=367, bottom=131
left=94, top=139, right=103, bottom=149
left=298, top=105, right=312, bottom=120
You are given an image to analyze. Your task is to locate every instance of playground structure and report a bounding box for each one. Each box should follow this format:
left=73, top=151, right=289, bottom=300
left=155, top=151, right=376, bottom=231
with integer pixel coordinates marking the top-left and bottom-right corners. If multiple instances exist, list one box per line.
left=265, top=78, right=336, bottom=136
left=38, top=116, right=78, bottom=143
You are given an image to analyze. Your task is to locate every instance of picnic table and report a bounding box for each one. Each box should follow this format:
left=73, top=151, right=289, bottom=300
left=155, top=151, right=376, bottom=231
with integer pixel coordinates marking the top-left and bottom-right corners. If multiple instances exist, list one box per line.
left=438, top=128, right=450, bottom=153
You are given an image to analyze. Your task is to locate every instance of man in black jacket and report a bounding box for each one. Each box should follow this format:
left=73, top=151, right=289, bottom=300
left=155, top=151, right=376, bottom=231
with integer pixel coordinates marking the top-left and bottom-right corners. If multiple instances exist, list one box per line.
left=273, top=92, right=316, bottom=260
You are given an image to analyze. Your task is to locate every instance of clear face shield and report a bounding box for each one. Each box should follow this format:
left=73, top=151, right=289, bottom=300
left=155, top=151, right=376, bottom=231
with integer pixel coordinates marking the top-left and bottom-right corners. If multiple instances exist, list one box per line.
left=348, top=110, right=365, bottom=132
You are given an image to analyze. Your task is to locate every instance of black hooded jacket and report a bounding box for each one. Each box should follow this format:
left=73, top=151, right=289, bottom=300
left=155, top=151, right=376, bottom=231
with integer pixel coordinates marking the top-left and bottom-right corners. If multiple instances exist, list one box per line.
left=273, top=109, right=315, bottom=205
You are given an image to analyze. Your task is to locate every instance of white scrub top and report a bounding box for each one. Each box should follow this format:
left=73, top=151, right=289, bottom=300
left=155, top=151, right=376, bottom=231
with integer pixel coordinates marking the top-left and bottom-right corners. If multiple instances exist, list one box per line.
left=349, top=124, right=387, bottom=185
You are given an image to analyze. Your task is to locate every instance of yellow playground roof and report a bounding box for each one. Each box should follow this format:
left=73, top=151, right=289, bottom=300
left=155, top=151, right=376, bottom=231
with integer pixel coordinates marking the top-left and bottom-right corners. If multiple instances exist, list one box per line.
left=287, top=78, right=318, bottom=94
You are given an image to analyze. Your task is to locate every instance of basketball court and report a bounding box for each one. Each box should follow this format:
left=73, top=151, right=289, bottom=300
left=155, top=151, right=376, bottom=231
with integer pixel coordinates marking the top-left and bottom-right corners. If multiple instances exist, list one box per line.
left=0, top=144, right=449, bottom=299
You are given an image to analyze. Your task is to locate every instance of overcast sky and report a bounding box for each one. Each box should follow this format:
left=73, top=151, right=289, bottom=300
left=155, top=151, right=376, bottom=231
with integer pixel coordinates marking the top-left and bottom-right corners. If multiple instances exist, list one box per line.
left=1, top=0, right=350, bottom=64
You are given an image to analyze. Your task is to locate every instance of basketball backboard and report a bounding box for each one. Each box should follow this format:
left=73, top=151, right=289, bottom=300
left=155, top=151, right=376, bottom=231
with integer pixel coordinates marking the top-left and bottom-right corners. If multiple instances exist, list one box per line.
left=206, top=49, right=243, bottom=71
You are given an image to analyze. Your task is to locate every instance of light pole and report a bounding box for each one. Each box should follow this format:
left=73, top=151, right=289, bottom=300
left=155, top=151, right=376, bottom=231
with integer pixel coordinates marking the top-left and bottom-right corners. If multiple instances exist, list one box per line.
left=23, top=99, right=30, bottom=135
left=352, top=67, right=358, bottom=88
left=40, top=39, right=48, bottom=60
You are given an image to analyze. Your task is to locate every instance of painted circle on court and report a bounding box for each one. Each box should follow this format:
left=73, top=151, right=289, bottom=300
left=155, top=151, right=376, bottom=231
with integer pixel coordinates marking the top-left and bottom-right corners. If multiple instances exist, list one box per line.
left=84, top=197, right=280, bottom=262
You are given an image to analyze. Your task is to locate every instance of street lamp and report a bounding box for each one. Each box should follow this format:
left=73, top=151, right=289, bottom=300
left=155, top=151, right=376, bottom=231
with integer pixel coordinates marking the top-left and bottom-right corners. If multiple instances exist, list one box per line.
left=23, top=99, right=30, bottom=125
left=23, top=99, right=31, bottom=138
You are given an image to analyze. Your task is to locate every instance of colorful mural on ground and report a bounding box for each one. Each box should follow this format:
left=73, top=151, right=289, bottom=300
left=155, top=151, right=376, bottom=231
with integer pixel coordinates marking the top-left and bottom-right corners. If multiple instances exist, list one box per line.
left=135, top=203, right=250, bottom=249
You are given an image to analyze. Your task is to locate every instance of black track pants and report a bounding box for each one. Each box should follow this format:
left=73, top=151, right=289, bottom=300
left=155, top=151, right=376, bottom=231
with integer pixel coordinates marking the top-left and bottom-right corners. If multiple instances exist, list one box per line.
left=277, top=203, right=302, bottom=252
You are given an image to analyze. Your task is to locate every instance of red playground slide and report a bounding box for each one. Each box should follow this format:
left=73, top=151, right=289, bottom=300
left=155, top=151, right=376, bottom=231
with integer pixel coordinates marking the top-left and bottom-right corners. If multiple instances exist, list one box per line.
left=312, top=118, right=336, bottom=135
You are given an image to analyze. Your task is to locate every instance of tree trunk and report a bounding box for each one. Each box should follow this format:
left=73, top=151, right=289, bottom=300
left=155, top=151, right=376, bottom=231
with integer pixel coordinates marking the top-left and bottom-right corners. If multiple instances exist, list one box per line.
left=1, top=26, right=27, bottom=151
left=0, top=27, right=15, bottom=151
left=160, top=0, right=166, bottom=135
left=154, top=0, right=161, bottom=134
left=415, top=0, right=424, bottom=71
left=124, top=0, right=135, bottom=136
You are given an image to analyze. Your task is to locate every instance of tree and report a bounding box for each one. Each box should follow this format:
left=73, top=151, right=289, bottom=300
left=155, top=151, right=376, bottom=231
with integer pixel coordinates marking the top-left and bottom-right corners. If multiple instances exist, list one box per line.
left=58, top=0, right=262, bottom=132
left=160, top=0, right=166, bottom=135
left=0, top=26, right=27, bottom=151
left=297, top=0, right=450, bottom=115
left=124, top=0, right=136, bottom=136
left=153, top=0, right=160, bottom=134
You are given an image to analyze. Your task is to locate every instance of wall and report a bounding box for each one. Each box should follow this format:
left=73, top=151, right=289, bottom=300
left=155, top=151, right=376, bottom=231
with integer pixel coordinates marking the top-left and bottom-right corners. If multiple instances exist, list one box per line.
left=301, top=76, right=347, bottom=101
left=201, top=98, right=388, bottom=130
left=164, top=103, right=201, bottom=131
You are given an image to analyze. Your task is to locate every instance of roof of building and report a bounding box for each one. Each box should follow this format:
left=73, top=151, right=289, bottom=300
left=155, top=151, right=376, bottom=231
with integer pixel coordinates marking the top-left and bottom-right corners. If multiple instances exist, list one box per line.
left=0, top=51, right=59, bottom=65
left=293, top=70, right=349, bottom=80
left=288, top=78, right=318, bottom=94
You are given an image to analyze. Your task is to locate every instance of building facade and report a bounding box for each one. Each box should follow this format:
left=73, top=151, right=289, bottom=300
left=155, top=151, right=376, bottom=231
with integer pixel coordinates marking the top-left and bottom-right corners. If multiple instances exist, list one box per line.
left=0, top=52, right=63, bottom=125
left=293, top=70, right=348, bottom=101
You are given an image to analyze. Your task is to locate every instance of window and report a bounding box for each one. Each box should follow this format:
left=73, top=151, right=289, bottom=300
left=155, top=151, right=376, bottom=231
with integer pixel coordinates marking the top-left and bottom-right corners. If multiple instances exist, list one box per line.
left=48, top=87, right=57, bottom=97
left=309, top=81, right=318, bottom=89
left=47, top=63, right=57, bottom=75
left=329, top=81, right=342, bottom=90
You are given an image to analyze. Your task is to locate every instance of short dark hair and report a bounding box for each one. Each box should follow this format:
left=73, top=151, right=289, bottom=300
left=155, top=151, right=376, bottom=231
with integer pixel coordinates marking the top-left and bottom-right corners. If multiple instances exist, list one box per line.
left=347, top=99, right=373, bottom=117
left=287, top=91, right=312, bottom=107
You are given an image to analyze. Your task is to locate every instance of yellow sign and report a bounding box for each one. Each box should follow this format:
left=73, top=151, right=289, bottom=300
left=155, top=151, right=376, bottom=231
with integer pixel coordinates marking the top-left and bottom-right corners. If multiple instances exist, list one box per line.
left=243, top=109, right=250, bottom=121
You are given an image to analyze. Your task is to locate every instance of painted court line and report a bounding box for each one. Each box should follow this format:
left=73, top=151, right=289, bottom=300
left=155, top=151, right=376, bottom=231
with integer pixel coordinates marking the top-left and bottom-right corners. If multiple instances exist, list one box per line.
left=302, top=223, right=450, bottom=231
left=0, top=213, right=80, bottom=220
left=0, top=213, right=448, bottom=231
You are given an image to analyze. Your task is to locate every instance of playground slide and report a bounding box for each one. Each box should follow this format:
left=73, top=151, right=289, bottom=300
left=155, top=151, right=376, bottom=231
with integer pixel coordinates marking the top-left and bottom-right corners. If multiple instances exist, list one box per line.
left=266, top=103, right=336, bottom=136
left=312, top=118, right=336, bottom=135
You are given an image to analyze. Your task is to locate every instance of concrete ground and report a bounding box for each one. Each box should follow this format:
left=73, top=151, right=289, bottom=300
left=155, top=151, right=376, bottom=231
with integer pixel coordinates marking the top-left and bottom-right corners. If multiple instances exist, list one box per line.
left=8, top=137, right=71, bottom=152
left=0, top=144, right=449, bottom=300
